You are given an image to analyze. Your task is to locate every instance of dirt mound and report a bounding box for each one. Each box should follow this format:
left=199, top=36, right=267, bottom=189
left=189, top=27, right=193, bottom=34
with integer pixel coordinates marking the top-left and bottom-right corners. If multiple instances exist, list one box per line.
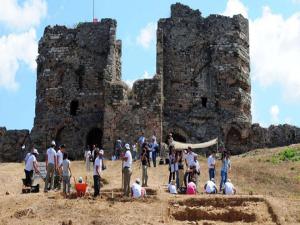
left=170, top=196, right=279, bottom=224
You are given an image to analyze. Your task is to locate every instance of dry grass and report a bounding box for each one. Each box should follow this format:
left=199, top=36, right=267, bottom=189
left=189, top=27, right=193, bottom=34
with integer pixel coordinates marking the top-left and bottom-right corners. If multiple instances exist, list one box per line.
left=0, top=145, right=299, bottom=224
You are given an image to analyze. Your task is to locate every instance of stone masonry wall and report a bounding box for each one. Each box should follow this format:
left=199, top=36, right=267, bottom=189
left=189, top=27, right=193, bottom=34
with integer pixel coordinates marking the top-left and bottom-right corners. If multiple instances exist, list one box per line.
left=157, top=3, right=251, bottom=153
left=31, top=19, right=121, bottom=159
left=0, top=127, right=31, bottom=162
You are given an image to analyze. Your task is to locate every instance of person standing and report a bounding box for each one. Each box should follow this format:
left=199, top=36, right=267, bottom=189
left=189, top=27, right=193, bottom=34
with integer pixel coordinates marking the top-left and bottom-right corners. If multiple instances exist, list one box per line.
left=115, top=138, right=122, bottom=160
left=168, top=147, right=177, bottom=184
left=61, top=152, right=72, bottom=197
left=207, top=151, right=216, bottom=180
left=191, top=155, right=200, bottom=193
left=44, top=141, right=57, bottom=192
left=137, top=132, right=145, bottom=158
left=24, top=149, right=40, bottom=187
left=132, top=143, right=137, bottom=161
left=150, top=138, right=158, bottom=167
left=55, top=144, right=65, bottom=190
left=122, top=143, right=132, bottom=197
left=184, top=147, right=196, bottom=187
left=220, top=153, right=231, bottom=192
left=93, top=149, right=102, bottom=197
left=177, top=150, right=184, bottom=189
left=84, top=146, right=92, bottom=171
left=140, top=146, right=149, bottom=187
left=24, top=147, right=34, bottom=165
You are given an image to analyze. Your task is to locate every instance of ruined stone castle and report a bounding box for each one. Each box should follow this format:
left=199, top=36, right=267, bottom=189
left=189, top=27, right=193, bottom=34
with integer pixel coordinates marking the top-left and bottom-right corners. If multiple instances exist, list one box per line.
left=1, top=3, right=300, bottom=161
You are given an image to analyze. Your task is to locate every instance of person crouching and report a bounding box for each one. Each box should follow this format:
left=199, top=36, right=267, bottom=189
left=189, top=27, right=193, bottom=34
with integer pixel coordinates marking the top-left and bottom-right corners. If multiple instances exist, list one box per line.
left=131, top=178, right=146, bottom=198
left=168, top=180, right=177, bottom=194
left=204, top=178, right=217, bottom=194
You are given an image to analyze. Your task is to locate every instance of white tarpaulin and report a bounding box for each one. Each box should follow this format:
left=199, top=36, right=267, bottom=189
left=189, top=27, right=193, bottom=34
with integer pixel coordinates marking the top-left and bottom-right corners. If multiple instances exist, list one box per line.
left=173, top=138, right=218, bottom=150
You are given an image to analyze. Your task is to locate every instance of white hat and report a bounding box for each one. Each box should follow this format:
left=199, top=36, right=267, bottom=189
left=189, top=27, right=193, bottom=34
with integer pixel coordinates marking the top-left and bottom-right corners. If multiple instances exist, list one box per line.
left=33, top=149, right=39, bottom=155
left=125, top=143, right=130, bottom=150
left=78, top=177, right=83, bottom=183
left=99, top=149, right=104, bottom=155
left=51, top=140, right=56, bottom=146
left=211, top=178, right=215, bottom=182
left=135, top=178, right=141, bottom=184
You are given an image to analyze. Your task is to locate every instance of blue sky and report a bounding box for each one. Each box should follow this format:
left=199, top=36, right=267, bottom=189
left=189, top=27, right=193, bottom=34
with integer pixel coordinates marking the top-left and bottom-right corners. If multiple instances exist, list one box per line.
left=0, top=0, right=300, bottom=130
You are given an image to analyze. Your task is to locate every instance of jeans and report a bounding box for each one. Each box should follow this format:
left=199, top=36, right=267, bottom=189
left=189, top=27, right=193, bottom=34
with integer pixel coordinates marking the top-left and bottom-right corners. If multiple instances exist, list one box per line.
left=142, top=165, right=148, bottom=186
left=63, top=176, right=71, bottom=194
left=86, top=159, right=91, bottom=171
left=152, top=151, right=157, bottom=167
left=220, top=170, right=228, bottom=190
left=175, top=170, right=179, bottom=188
left=169, top=171, right=175, bottom=183
left=123, top=167, right=132, bottom=197
left=44, top=163, right=55, bottom=191
left=132, top=151, right=137, bottom=161
left=93, top=175, right=100, bottom=197
left=24, top=169, right=33, bottom=186
left=209, top=168, right=215, bottom=180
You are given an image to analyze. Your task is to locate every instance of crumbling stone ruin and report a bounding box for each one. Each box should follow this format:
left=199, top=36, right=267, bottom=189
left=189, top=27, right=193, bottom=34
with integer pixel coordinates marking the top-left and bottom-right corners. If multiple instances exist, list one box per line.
left=0, top=3, right=300, bottom=161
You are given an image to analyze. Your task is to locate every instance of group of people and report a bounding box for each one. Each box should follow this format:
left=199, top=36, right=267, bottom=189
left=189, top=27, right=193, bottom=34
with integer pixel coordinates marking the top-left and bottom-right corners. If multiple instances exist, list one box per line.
left=23, top=132, right=236, bottom=199
left=166, top=133, right=236, bottom=195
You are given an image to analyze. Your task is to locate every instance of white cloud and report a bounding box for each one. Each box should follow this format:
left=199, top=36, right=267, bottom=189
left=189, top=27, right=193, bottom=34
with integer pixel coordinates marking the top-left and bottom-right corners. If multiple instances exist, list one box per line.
left=136, top=22, right=156, bottom=49
left=270, top=105, right=280, bottom=124
left=223, top=0, right=248, bottom=18
left=0, top=0, right=47, bottom=30
left=250, top=7, right=300, bottom=102
left=0, top=29, right=38, bottom=90
left=292, top=0, right=300, bottom=4
left=124, top=71, right=154, bottom=88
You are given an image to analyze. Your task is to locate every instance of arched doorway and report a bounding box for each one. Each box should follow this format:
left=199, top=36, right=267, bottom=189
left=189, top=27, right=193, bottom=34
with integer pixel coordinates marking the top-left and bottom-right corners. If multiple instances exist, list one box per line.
left=226, top=127, right=242, bottom=150
left=86, top=128, right=102, bottom=148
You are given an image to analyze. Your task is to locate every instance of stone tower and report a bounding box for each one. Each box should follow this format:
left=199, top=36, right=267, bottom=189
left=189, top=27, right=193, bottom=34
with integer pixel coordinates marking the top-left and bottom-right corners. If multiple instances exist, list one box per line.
left=157, top=3, right=251, bottom=152
left=30, top=19, right=122, bottom=158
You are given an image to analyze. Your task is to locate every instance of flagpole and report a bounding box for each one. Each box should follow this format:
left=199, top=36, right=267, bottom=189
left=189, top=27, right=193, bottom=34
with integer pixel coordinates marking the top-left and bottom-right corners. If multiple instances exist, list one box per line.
left=93, top=0, right=95, bottom=21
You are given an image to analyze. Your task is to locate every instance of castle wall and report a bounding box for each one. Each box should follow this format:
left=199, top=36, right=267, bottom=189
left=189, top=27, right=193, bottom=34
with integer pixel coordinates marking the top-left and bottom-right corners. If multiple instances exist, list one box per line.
left=0, top=127, right=30, bottom=162
left=157, top=3, right=251, bottom=152
left=31, top=20, right=121, bottom=158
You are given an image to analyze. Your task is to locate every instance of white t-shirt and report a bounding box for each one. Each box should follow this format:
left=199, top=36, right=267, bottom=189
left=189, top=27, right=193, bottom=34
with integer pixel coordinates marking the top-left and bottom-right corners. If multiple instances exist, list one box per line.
left=85, top=150, right=91, bottom=161
left=131, top=183, right=142, bottom=198
left=168, top=184, right=177, bottom=194
left=47, top=147, right=57, bottom=164
left=25, top=155, right=36, bottom=171
left=185, top=152, right=196, bottom=167
left=62, top=159, right=70, bottom=176
left=205, top=180, right=217, bottom=193
left=24, top=152, right=31, bottom=164
left=207, top=155, right=216, bottom=169
left=93, top=157, right=102, bottom=176
left=57, top=150, right=63, bottom=166
left=225, top=182, right=235, bottom=195
left=191, top=160, right=200, bottom=173
left=123, top=150, right=132, bottom=168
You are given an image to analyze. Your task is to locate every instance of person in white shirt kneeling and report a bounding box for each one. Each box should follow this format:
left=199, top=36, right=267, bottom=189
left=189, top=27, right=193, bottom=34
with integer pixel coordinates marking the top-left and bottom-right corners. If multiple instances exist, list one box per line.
left=204, top=178, right=217, bottom=194
left=131, top=178, right=146, bottom=198
left=223, top=179, right=236, bottom=195
left=168, top=180, right=177, bottom=194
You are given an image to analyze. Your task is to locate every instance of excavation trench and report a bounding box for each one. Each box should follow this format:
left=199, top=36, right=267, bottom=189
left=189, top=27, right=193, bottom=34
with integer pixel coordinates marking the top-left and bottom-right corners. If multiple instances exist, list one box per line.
left=170, top=196, right=278, bottom=224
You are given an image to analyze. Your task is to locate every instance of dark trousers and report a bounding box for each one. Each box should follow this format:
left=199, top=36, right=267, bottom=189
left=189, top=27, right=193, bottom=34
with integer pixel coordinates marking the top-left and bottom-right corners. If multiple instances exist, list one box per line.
left=169, top=171, right=175, bottom=183
left=220, top=170, right=227, bottom=190
left=93, top=175, right=100, bottom=197
left=24, top=169, right=33, bottom=187
left=152, top=151, right=157, bottom=167
left=209, top=168, right=215, bottom=180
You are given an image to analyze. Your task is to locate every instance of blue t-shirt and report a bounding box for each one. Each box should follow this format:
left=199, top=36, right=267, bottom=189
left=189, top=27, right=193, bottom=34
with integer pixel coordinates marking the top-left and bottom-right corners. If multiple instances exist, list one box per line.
left=221, top=159, right=231, bottom=172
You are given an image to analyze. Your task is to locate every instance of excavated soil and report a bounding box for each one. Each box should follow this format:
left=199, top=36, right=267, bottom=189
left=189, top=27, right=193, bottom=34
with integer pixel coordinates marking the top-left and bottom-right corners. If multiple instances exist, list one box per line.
left=170, top=196, right=278, bottom=224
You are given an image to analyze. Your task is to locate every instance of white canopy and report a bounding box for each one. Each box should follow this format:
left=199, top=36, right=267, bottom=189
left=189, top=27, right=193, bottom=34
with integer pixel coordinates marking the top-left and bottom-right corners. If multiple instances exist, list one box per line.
left=173, top=138, right=218, bottom=150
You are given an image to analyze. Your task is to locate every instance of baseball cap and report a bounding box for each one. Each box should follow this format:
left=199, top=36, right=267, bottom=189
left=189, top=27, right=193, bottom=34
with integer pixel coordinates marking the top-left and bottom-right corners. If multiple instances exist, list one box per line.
left=99, top=149, right=104, bottom=155
left=135, top=178, right=141, bottom=184
left=33, top=149, right=39, bottom=155
left=51, top=140, right=56, bottom=146
left=125, top=143, right=130, bottom=150
left=78, top=177, right=83, bottom=183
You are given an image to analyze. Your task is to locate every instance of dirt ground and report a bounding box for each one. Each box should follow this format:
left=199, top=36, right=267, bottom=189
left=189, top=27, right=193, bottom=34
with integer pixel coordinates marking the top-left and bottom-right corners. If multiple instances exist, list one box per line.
left=0, top=145, right=299, bottom=225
